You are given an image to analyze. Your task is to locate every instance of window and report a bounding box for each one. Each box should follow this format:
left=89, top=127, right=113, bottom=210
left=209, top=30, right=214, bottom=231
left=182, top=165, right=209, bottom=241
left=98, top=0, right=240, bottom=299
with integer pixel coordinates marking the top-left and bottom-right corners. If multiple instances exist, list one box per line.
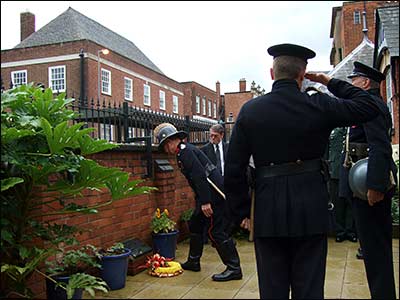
left=227, top=112, right=234, bottom=123
left=202, top=96, right=206, bottom=115
left=159, top=90, right=166, bottom=110
left=173, top=95, right=178, bottom=114
left=124, top=77, right=133, bottom=101
left=208, top=100, right=212, bottom=117
left=144, top=84, right=151, bottom=106
left=213, top=101, right=217, bottom=118
left=101, top=69, right=111, bottom=95
left=386, top=70, right=394, bottom=134
left=196, top=95, right=200, bottom=113
left=11, top=70, right=27, bottom=87
left=354, top=11, right=361, bottom=24
left=99, top=124, right=114, bottom=141
left=49, top=65, right=66, bottom=92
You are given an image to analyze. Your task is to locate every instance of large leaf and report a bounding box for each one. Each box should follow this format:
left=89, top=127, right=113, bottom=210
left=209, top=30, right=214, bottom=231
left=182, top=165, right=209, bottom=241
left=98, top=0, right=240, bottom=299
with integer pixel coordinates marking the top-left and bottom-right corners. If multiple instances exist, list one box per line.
left=1, top=177, right=24, bottom=192
left=78, top=134, right=119, bottom=155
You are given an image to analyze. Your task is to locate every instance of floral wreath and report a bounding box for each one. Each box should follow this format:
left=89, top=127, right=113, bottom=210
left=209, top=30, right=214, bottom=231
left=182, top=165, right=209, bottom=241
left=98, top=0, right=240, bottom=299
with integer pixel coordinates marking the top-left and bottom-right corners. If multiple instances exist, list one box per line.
left=142, top=253, right=183, bottom=278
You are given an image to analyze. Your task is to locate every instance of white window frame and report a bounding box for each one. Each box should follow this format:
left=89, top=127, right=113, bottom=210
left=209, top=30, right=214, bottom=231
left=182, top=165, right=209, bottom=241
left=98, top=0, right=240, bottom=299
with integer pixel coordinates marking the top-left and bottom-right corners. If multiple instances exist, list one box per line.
left=213, top=101, right=217, bottom=118
left=173, top=95, right=178, bottom=114
left=144, top=84, right=151, bottom=106
left=208, top=100, right=212, bottom=117
left=99, top=124, right=114, bottom=141
left=202, top=96, right=206, bottom=115
left=196, top=95, right=200, bottom=114
left=124, top=77, right=133, bottom=101
left=11, top=70, right=27, bottom=87
left=101, top=68, right=111, bottom=96
left=354, top=11, right=361, bottom=24
left=159, top=90, right=166, bottom=110
left=48, top=65, right=66, bottom=93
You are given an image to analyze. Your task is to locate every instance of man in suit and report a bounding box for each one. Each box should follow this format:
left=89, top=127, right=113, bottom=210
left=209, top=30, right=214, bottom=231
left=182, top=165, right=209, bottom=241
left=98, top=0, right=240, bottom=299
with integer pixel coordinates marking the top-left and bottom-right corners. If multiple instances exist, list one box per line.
left=339, top=61, right=397, bottom=299
left=201, top=124, right=228, bottom=176
left=224, top=43, right=381, bottom=299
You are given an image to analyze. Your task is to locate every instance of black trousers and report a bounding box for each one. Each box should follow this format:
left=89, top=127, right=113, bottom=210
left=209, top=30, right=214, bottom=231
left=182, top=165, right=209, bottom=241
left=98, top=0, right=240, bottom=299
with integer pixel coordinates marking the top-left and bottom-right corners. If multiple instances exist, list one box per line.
left=254, top=234, right=327, bottom=299
left=352, top=196, right=396, bottom=299
left=189, top=201, right=230, bottom=245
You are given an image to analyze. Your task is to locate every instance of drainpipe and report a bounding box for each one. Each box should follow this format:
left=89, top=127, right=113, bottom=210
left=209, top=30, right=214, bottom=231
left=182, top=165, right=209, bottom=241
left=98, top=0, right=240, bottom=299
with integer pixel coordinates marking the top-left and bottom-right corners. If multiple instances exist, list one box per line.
left=79, top=49, right=85, bottom=105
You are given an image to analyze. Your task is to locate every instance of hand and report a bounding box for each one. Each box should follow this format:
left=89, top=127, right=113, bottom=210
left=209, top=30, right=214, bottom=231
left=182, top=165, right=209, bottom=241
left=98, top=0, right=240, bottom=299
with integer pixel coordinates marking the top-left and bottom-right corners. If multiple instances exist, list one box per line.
left=240, top=218, right=251, bottom=231
left=304, top=72, right=331, bottom=86
left=201, top=203, right=213, bottom=217
left=367, top=189, right=384, bottom=206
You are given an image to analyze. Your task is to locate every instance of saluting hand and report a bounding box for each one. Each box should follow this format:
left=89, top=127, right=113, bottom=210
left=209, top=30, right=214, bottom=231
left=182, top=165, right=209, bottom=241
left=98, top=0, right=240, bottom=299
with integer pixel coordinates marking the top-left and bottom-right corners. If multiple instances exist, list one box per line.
left=201, top=203, right=213, bottom=218
left=305, top=72, right=331, bottom=86
left=367, top=189, right=384, bottom=206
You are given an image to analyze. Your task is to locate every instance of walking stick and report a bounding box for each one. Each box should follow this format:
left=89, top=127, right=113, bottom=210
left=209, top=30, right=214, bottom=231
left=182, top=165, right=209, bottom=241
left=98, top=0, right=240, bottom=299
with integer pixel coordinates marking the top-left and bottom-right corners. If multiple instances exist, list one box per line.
left=248, top=188, right=255, bottom=242
left=206, top=177, right=226, bottom=200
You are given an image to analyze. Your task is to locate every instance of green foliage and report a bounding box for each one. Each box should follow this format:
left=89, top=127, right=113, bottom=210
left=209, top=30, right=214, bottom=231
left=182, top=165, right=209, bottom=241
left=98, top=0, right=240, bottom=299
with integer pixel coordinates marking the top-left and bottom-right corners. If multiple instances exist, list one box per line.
left=391, top=160, right=399, bottom=225
left=151, top=208, right=176, bottom=234
left=65, top=273, right=108, bottom=299
left=180, top=208, right=194, bottom=222
left=0, top=84, right=156, bottom=298
left=98, top=242, right=127, bottom=257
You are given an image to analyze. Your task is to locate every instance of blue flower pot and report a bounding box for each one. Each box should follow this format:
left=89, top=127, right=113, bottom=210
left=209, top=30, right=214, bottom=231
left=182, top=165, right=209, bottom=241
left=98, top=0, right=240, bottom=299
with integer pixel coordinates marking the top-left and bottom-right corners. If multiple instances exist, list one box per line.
left=46, top=275, right=83, bottom=300
left=100, top=248, right=132, bottom=290
left=152, top=230, right=179, bottom=259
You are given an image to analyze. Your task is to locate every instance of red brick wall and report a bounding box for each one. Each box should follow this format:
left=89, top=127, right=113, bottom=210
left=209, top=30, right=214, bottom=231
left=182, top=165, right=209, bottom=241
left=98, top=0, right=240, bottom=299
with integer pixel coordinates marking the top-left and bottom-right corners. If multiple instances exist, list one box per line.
left=182, top=81, right=219, bottom=119
left=224, top=91, right=253, bottom=122
left=27, top=147, right=195, bottom=297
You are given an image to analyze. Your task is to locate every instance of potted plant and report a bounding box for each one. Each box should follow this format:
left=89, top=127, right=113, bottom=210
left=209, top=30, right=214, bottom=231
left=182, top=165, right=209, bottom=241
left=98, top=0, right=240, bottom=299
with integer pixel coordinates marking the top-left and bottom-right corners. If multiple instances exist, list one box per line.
left=151, top=208, right=179, bottom=259
left=44, top=245, right=108, bottom=300
left=97, top=242, right=132, bottom=290
left=0, top=84, right=156, bottom=298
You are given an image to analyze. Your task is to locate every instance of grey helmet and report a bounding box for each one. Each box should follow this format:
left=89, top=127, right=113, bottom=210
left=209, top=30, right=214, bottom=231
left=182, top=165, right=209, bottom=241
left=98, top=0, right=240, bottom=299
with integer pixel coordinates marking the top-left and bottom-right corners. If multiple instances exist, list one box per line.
left=348, top=158, right=368, bottom=200
left=154, top=123, right=187, bottom=151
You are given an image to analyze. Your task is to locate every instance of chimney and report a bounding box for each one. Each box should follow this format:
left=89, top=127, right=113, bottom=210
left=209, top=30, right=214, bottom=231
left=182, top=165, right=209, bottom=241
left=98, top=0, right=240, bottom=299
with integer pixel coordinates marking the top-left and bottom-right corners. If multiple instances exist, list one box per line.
left=20, top=12, right=35, bottom=41
left=239, top=78, right=246, bottom=92
left=216, top=81, right=221, bottom=99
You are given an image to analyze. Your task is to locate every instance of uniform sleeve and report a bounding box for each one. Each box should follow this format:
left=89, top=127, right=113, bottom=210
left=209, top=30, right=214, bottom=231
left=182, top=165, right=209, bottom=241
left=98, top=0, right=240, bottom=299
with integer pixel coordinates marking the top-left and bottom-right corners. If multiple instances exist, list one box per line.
left=364, top=115, right=392, bottom=193
left=224, top=107, right=252, bottom=223
left=324, top=78, right=380, bottom=126
left=179, top=148, right=212, bottom=205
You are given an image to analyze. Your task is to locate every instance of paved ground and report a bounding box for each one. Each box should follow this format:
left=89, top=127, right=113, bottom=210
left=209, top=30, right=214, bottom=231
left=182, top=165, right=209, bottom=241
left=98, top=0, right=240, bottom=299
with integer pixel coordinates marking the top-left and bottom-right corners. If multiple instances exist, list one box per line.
left=86, top=237, right=399, bottom=299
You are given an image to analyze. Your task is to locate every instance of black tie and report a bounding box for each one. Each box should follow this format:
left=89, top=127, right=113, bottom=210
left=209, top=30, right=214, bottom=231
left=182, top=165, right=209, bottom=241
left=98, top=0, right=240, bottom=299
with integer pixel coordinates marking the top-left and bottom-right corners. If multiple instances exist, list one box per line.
left=215, top=144, right=222, bottom=175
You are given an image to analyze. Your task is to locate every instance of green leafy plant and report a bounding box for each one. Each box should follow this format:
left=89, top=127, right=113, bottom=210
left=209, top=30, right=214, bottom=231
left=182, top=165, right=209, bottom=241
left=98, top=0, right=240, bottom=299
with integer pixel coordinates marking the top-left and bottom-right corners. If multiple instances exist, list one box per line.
left=391, top=160, right=399, bottom=225
left=180, top=208, right=194, bottom=222
left=0, top=83, right=156, bottom=298
left=97, top=242, right=127, bottom=257
left=151, top=208, right=176, bottom=234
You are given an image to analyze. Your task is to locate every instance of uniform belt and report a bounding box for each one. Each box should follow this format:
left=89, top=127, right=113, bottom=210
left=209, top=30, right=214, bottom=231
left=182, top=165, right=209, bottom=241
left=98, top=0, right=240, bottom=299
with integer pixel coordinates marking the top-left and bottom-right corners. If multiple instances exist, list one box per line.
left=349, top=142, right=368, bottom=160
left=256, top=158, right=322, bottom=179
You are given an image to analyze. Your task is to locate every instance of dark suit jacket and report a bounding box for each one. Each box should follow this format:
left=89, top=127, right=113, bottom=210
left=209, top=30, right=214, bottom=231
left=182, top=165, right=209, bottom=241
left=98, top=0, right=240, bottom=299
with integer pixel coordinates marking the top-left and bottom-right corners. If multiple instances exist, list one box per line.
left=200, top=141, right=228, bottom=168
left=225, top=79, right=380, bottom=238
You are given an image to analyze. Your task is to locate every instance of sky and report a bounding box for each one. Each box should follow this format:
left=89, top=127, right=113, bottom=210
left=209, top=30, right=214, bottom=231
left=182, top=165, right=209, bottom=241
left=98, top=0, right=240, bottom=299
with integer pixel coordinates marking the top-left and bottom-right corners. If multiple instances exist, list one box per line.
left=1, top=1, right=344, bottom=94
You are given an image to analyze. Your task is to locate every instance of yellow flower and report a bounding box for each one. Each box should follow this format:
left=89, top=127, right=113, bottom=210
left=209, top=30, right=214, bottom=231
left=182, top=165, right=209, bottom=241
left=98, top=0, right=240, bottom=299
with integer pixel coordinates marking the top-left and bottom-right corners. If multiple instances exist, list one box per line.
left=156, top=208, right=161, bottom=218
left=164, top=209, right=169, bottom=216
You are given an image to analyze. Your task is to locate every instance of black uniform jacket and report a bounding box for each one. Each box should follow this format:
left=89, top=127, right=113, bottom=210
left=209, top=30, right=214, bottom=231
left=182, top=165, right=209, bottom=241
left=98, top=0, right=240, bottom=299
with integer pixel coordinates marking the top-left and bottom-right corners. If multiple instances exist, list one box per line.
left=339, top=89, right=397, bottom=198
left=200, top=141, right=228, bottom=166
left=177, top=142, right=225, bottom=211
left=225, top=78, right=380, bottom=238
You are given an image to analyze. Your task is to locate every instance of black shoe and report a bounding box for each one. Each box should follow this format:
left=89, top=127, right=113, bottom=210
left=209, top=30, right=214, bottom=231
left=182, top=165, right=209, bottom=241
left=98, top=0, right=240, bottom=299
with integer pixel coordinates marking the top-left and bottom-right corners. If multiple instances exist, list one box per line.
left=347, top=233, right=358, bottom=243
left=181, top=260, right=201, bottom=272
left=335, top=234, right=346, bottom=242
left=356, top=248, right=364, bottom=259
left=212, top=268, right=242, bottom=281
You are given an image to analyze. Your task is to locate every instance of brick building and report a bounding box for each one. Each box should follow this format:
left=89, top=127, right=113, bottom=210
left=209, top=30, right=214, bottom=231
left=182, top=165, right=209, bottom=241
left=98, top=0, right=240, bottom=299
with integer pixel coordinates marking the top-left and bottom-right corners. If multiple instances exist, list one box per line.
left=374, top=5, right=399, bottom=155
left=329, top=0, right=398, bottom=67
left=0, top=7, right=222, bottom=122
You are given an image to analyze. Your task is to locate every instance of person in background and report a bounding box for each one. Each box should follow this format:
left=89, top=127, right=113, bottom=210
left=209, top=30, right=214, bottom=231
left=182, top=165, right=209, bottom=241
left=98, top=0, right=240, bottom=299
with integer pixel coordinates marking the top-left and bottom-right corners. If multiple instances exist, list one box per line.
left=224, top=43, right=381, bottom=299
left=154, top=123, right=243, bottom=282
left=329, top=127, right=358, bottom=243
left=339, top=61, right=397, bottom=299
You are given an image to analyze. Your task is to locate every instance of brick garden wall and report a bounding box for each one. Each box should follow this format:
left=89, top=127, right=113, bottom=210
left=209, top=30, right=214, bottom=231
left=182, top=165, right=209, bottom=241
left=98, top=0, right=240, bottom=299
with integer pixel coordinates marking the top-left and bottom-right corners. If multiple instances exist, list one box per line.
left=29, top=146, right=196, bottom=298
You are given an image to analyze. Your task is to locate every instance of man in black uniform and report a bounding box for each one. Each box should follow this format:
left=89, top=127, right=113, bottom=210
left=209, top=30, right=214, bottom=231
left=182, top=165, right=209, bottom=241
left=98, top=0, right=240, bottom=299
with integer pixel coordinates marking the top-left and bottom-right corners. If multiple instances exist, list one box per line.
left=224, top=43, right=381, bottom=299
left=154, top=123, right=242, bottom=282
left=339, top=61, right=397, bottom=299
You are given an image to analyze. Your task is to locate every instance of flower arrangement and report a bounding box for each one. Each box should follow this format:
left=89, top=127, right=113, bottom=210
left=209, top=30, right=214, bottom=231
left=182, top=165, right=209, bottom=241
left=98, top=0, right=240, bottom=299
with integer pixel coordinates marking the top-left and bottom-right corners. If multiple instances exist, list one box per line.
left=144, top=253, right=183, bottom=277
left=151, top=208, right=176, bottom=234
